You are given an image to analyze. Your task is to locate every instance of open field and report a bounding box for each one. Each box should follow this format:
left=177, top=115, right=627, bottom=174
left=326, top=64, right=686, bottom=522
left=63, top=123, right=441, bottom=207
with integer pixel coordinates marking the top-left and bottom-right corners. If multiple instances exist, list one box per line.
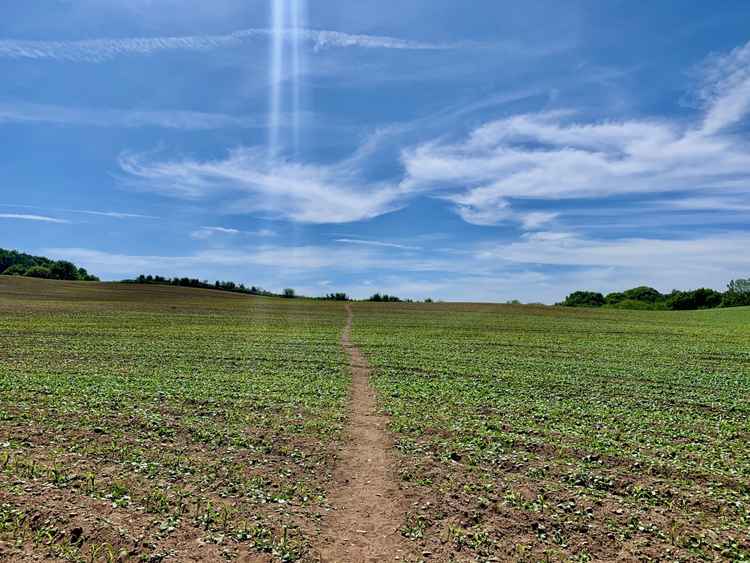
left=0, top=277, right=349, bottom=561
left=353, top=302, right=750, bottom=561
left=1, top=277, right=749, bottom=561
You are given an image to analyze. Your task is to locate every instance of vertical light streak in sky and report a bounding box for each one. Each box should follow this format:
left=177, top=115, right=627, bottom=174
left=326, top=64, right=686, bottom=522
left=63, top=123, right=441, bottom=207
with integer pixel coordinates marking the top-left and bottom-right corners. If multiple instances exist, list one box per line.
left=269, top=0, right=286, bottom=158
left=291, top=0, right=306, bottom=155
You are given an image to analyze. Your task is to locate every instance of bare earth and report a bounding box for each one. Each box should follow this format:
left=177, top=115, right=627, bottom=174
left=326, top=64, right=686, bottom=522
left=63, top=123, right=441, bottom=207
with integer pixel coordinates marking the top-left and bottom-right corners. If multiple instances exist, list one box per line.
left=314, top=305, right=412, bottom=562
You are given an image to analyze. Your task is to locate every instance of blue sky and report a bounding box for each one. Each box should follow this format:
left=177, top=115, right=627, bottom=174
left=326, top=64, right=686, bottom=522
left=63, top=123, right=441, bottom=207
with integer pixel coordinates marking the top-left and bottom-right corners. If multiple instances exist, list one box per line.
left=1, top=0, right=749, bottom=302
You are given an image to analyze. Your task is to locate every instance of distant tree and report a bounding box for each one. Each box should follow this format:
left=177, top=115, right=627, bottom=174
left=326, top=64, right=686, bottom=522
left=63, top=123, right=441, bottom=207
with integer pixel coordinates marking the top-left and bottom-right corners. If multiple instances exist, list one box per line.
left=283, top=288, right=296, bottom=298
left=559, top=291, right=605, bottom=308
left=506, top=299, right=522, bottom=305
left=622, top=286, right=664, bottom=303
left=49, top=260, right=80, bottom=281
left=666, top=288, right=723, bottom=310
left=77, top=267, right=99, bottom=281
left=324, top=292, right=349, bottom=301
left=424, top=298, right=434, bottom=303
left=722, top=278, right=750, bottom=307
left=727, top=278, right=750, bottom=294
left=25, top=265, right=53, bottom=279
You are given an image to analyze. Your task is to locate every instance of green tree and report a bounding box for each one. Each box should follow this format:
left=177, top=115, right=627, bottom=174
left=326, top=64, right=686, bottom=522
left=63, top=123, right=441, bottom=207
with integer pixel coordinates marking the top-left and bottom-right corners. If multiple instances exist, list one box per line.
left=283, top=288, right=296, bottom=298
left=50, top=260, right=80, bottom=280
left=559, top=291, right=605, bottom=308
left=722, top=278, right=750, bottom=307
left=666, top=288, right=722, bottom=310
left=727, top=278, right=750, bottom=294
left=622, top=286, right=664, bottom=303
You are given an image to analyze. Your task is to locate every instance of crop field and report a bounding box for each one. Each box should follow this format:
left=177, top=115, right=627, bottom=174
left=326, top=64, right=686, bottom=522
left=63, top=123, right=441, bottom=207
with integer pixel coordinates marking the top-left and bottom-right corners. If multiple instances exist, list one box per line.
left=0, top=277, right=348, bottom=561
left=1, top=277, right=749, bottom=562
left=352, top=302, right=750, bottom=561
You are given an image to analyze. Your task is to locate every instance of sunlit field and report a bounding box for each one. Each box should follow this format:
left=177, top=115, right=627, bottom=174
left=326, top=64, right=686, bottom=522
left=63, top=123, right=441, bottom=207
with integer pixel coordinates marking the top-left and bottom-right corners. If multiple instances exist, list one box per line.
left=1, top=277, right=749, bottom=561
left=0, top=277, right=348, bottom=561
left=353, top=302, right=750, bottom=561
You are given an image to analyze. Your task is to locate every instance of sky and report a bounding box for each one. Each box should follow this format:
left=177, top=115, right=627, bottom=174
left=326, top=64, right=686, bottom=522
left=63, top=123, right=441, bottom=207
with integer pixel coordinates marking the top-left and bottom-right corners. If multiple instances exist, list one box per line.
left=1, top=0, right=750, bottom=303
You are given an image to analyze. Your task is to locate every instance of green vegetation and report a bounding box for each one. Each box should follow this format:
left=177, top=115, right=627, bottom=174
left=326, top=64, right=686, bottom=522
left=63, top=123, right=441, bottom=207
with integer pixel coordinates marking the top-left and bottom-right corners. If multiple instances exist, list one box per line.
left=0, top=248, right=98, bottom=281
left=561, top=279, right=750, bottom=310
left=320, top=293, right=350, bottom=301
left=0, top=277, right=348, bottom=561
left=351, top=301, right=750, bottom=561
left=367, top=293, right=404, bottom=302
left=2, top=275, right=749, bottom=561
left=559, top=290, right=605, bottom=308
left=125, top=274, right=275, bottom=297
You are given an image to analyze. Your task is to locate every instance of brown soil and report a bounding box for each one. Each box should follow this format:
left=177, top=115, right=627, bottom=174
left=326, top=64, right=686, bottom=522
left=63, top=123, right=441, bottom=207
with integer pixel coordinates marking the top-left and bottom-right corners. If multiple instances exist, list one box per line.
left=313, top=304, right=412, bottom=562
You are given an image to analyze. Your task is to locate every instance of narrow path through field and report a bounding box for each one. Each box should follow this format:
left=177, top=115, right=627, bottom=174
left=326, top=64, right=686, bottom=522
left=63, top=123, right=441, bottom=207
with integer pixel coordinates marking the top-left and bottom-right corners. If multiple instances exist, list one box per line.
left=314, top=304, right=410, bottom=562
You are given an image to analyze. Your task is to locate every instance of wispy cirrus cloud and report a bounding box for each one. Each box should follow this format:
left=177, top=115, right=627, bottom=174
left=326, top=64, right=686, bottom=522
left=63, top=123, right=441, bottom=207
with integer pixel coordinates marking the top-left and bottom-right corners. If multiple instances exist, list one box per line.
left=0, top=204, right=157, bottom=220
left=697, top=40, right=750, bottom=134
left=400, top=40, right=750, bottom=226
left=67, top=209, right=159, bottom=219
left=190, top=226, right=277, bottom=240
left=0, top=102, right=288, bottom=131
left=115, top=39, right=750, bottom=230
left=0, top=28, right=462, bottom=63
left=0, top=213, right=69, bottom=223
left=119, top=147, right=405, bottom=224
left=663, top=196, right=750, bottom=212
left=335, top=238, right=422, bottom=251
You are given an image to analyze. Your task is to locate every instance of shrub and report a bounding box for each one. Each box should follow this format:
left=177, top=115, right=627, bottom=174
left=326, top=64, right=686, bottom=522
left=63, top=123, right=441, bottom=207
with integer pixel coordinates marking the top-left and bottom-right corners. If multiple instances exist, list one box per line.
left=25, top=265, right=53, bottom=279
left=1, top=264, right=28, bottom=276
left=606, top=299, right=667, bottom=311
left=605, top=292, right=625, bottom=305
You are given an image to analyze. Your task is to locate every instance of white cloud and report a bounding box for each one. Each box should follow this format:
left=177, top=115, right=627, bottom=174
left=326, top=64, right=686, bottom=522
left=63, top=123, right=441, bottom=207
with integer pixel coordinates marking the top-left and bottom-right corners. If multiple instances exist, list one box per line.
left=697, top=41, right=750, bottom=134
left=0, top=102, right=278, bottom=130
left=400, top=40, right=750, bottom=225
left=0, top=28, right=459, bottom=63
left=190, top=226, right=241, bottom=240
left=656, top=195, right=750, bottom=212
left=301, top=29, right=469, bottom=51
left=189, top=226, right=276, bottom=240
left=335, top=238, right=422, bottom=251
left=120, top=147, right=405, bottom=224
left=68, top=209, right=158, bottom=219
left=476, top=231, right=750, bottom=287
left=519, top=211, right=559, bottom=230
left=0, top=213, right=69, bottom=224
left=0, top=204, right=158, bottom=220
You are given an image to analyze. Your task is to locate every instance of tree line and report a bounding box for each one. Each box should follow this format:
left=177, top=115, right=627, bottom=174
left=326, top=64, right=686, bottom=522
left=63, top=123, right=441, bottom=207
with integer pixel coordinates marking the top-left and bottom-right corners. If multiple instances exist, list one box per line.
left=0, top=249, right=99, bottom=281
left=124, top=274, right=276, bottom=297
left=559, top=280, right=750, bottom=310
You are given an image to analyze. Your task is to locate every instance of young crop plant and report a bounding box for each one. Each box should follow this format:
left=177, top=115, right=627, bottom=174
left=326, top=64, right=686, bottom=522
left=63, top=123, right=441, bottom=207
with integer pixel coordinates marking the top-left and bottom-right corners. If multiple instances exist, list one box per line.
left=350, top=300, right=750, bottom=561
left=0, top=277, right=350, bottom=561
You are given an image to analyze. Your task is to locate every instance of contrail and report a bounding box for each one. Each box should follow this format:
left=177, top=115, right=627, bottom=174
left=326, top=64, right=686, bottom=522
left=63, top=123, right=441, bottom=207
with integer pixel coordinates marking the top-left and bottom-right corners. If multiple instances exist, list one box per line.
left=0, top=28, right=460, bottom=63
